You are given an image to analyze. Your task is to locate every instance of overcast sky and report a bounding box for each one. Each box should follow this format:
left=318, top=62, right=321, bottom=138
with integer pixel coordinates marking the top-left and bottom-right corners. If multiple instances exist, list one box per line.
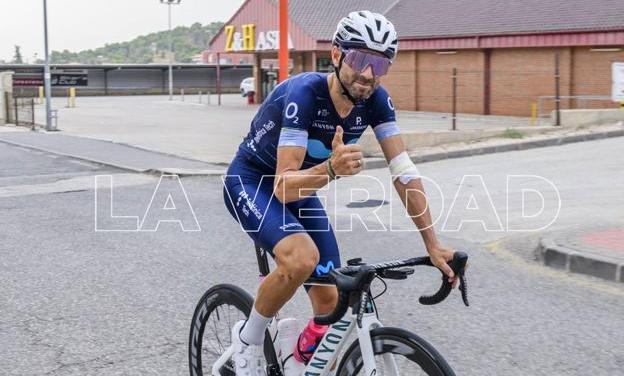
left=0, top=0, right=245, bottom=62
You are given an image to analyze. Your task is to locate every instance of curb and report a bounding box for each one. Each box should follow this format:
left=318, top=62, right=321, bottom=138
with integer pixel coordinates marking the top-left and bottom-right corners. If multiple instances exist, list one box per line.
left=363, top=128, right=624, bottom=170
left=3, top=126, right=622, bottom=174
left=0, top=137, right=226, bottom=177
left=536, top=237, right=624, bottom=283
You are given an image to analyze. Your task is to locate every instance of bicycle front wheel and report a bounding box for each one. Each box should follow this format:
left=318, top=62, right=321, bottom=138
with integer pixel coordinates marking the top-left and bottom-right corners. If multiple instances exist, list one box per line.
left=336, top=327, right=456, bottom=376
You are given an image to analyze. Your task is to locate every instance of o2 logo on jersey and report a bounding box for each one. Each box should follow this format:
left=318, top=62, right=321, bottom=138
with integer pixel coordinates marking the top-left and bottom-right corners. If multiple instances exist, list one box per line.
left=387, top=97, right=395, bottom=111
left=285, top=102, right=299, bottom=124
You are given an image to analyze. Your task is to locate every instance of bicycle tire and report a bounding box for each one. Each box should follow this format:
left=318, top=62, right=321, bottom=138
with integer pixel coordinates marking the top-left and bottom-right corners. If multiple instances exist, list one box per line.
left=188, top=284, right=281, bottom=376
left=336, top=327, right=456, bottom=376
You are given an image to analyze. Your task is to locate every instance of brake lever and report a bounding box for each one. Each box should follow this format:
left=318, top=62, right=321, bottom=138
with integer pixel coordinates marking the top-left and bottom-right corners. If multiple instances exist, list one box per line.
left=418, top=251, right=469, bottom=307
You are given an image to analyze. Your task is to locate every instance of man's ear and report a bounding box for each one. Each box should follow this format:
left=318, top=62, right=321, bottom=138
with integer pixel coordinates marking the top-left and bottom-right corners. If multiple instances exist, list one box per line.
left=330, top=46, right=341, bottom=67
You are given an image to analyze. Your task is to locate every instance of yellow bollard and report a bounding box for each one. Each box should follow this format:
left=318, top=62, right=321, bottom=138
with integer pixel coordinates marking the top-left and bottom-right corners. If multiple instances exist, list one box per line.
left=530, top=102, right=537, bottom=126
left=39, top=86, right=44, bottom=104
left=67, top=87, right=76, bottom=108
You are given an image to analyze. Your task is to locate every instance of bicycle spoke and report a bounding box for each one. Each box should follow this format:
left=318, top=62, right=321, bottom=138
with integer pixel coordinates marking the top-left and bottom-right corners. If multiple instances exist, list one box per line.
left=212, top=306, right=226, bottom=352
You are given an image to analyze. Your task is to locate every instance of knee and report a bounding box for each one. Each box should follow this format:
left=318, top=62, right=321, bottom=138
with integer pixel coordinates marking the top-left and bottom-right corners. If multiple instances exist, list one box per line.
left=275, top=237, right=320, bottom=282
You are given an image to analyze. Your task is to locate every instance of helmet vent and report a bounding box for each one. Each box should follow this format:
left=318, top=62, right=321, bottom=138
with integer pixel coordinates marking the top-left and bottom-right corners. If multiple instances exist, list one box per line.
left=344, top=25, right=362, bottom=37
left=365, top=25, right=377, bottom=43
left=381, top=31, right=390, bottom=44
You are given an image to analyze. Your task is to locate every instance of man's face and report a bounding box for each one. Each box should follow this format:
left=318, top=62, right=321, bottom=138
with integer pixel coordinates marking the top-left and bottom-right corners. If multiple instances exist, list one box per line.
left=331, top=46, right=385, bottom=102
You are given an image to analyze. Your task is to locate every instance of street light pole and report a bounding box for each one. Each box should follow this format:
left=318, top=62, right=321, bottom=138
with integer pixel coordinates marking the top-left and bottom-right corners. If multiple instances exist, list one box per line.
left=43, top=0, right=53, bottom=130
left=160, top=0, right=181, bottom=101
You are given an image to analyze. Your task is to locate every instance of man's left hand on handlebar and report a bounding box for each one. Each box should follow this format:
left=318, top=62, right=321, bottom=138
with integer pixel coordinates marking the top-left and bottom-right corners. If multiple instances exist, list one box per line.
left=427, top=244, right=459, bottom=288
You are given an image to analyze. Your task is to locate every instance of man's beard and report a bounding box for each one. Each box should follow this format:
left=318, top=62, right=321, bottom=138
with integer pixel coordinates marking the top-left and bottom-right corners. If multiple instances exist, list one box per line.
left=347, top=75, right=377, bottom=101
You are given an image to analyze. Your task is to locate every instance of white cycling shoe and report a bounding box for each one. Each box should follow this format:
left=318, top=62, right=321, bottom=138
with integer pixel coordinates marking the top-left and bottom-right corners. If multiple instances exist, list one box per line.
left=231, top=320, right=267, bottom=376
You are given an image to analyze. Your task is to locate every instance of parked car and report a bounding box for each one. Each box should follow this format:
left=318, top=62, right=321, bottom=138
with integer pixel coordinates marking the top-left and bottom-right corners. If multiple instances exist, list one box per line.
left=240, top=77, right=255, bottom=97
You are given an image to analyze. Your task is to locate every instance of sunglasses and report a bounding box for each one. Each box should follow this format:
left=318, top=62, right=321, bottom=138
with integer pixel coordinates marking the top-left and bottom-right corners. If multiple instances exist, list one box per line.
left=342, top=49, right=392, bottom=77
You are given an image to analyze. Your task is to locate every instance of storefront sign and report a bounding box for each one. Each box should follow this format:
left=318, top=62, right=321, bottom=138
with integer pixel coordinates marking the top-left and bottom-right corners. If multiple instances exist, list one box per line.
left=51, top=69, right=88, bottom=86
left=225, top=24, right=294, bottom=52
left=612, top=62, right=624, bottom=102
left=13, top=76, right=44, bottom=86
left=12, top=69, right=43, bottom=87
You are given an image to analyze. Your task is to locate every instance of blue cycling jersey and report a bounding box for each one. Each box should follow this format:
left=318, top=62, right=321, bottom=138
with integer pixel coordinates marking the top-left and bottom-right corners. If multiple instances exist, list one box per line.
left=237, top=72, right=400, bottom=172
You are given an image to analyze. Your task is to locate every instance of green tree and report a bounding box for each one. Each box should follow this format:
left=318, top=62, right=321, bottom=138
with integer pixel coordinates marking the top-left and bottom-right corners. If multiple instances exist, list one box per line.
left=49, top=22, right=224, bottom=64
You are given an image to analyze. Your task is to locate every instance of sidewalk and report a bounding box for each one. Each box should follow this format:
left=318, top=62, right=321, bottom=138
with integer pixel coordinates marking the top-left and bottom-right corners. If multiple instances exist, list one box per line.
left=536, top=223, right=624, bottom=283
left=2, top=120, right=623, bottom=176
left=29, top=95, right=543, bottom=164
left=0, top=128, right=225, bottom=176
left=25, top=95, right=624, bottom=166
left=364, top=122, right=624, bottom=168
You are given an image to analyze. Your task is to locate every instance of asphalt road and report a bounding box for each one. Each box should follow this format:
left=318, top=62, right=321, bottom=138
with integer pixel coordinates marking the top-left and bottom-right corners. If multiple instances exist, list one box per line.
left=1, top=137, right=623, bottom=375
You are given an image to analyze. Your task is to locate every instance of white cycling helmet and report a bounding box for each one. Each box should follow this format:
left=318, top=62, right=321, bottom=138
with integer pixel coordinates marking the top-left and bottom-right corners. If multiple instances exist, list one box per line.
left=333, top=10, right=398, bottom=60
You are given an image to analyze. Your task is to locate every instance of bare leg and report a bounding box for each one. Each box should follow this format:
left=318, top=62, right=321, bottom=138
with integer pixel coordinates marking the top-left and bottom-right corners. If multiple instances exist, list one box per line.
left=254, top=233, right=320, bottom=317
left=307, top=285, right=338, bottom=315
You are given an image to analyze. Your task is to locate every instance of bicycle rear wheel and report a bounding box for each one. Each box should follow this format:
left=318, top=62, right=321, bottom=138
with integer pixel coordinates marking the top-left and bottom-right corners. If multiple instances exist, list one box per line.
left=336, top=327, right=455, bottom=376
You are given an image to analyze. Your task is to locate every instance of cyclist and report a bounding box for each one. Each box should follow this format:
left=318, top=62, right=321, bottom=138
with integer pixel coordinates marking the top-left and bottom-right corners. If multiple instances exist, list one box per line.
left=223, top=10, right=458, bottom=376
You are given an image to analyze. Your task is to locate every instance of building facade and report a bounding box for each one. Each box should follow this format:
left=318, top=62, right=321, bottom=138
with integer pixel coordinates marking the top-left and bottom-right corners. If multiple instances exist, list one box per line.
left=0, top=64, right=252, bottom=97
left=208, top=0, right=624, bottom=116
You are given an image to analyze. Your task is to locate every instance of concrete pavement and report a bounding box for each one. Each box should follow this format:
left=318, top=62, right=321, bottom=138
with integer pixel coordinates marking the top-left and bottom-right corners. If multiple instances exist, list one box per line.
left=31, top=95, right=546, bottom=164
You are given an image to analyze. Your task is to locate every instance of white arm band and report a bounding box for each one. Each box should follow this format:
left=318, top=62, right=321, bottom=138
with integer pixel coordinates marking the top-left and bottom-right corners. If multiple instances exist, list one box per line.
left=388, top=151, right=421, bottom=185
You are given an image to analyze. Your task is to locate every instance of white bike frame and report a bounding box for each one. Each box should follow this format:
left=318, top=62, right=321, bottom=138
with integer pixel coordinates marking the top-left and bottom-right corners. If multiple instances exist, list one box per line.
left=211, top=305, right=400, bottom=376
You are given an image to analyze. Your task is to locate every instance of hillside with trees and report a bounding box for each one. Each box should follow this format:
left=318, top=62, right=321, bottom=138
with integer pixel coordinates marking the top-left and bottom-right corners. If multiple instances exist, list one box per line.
left=50, top=22, right=223, bottom=64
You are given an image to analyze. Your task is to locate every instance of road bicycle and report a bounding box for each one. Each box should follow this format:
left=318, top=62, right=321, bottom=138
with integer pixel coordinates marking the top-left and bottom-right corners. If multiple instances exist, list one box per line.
left=189, top=244, right=469, bottom=376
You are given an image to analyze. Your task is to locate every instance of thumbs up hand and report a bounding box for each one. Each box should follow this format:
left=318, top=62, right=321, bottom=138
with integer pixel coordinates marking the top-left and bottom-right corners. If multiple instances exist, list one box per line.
left=329, top=125, right=364, bottom=177
left=332, top=124, right=345, bottom=149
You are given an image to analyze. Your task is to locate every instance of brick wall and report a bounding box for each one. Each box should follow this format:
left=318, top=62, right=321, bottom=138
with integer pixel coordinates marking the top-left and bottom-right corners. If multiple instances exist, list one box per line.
left=382, top=51, right=417, bottom=110
left=489, top=48, right=571, bottom=116
left=383, top=50, right=485, bottom=113
left=256, top=44, right=622, bottom=116
left=381, top=45, right=622, bottom=116
left=572, top=47, right=624, bottom=109
left=418, top=50, right=484, bottom=114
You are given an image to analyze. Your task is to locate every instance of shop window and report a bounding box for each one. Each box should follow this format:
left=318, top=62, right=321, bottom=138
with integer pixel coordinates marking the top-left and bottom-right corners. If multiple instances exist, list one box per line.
left=317, top=58, right=334, bottom=73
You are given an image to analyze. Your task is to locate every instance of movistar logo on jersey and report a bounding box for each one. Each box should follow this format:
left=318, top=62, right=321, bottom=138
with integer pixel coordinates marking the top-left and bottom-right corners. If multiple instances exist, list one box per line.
left=315, top=261, right=335, bottom=276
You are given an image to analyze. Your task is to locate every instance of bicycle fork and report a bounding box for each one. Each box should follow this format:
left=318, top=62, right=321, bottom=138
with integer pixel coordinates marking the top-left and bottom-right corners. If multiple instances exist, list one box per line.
left=356, top=313, right=400, bottom=376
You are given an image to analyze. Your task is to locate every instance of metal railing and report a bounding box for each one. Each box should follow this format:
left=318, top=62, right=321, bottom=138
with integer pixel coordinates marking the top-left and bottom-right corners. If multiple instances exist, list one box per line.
left=14, top=97, right=36, bottom=129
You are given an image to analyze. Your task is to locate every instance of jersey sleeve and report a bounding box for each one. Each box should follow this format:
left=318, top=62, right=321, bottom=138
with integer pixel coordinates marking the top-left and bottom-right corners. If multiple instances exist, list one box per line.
left=277, top=80, right=316, bottom=148
left=369, top=86, right=400, bottom=142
